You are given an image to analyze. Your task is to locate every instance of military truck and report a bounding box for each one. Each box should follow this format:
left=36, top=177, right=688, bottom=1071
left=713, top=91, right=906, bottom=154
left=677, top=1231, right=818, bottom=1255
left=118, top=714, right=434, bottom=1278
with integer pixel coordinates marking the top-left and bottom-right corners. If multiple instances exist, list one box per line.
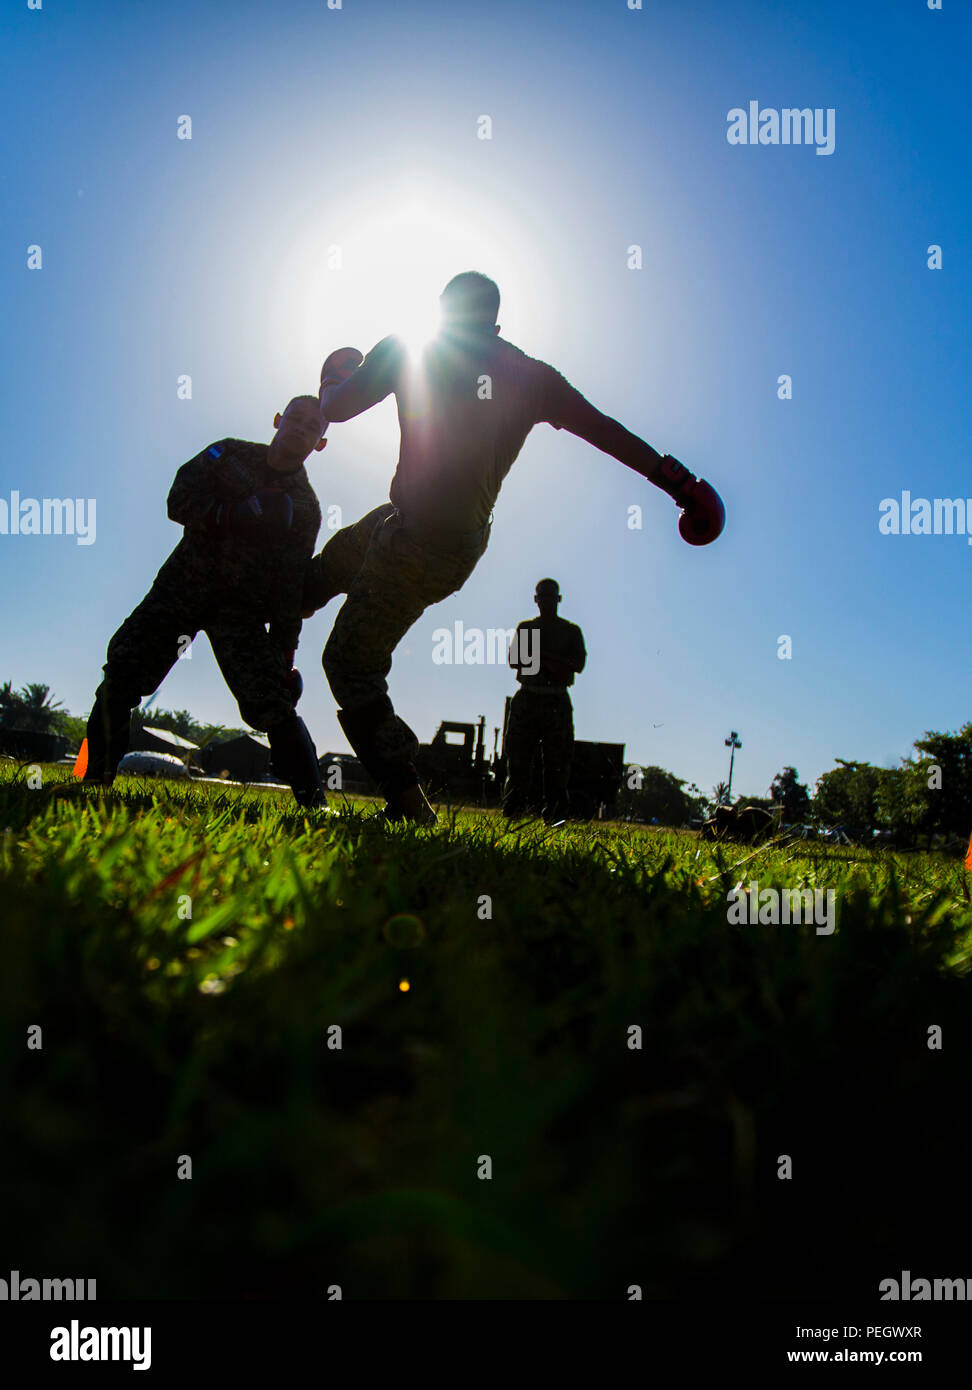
left=415, top=718, right=492, bottom=805
left=415, top=701, right=625, bottom=819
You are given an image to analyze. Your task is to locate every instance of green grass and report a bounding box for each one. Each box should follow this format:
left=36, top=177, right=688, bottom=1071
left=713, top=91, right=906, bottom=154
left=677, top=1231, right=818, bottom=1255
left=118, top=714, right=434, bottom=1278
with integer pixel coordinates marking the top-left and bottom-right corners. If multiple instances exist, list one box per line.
left=2, top=761, right=972, bottom=1299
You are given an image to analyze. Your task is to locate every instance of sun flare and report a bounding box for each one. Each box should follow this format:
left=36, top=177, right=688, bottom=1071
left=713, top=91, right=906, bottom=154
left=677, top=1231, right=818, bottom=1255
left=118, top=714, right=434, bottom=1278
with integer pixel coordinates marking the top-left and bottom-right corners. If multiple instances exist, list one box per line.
left=304, top=186, right=504, bottom=362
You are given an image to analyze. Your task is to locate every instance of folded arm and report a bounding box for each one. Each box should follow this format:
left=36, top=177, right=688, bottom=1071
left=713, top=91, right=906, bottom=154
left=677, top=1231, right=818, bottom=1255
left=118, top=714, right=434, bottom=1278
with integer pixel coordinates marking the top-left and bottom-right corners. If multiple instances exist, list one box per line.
left=508, top=623, right=529, bottom=673
left=568, top=628, right=587, bottom=675
left=539, top=633, right=586, bottom=682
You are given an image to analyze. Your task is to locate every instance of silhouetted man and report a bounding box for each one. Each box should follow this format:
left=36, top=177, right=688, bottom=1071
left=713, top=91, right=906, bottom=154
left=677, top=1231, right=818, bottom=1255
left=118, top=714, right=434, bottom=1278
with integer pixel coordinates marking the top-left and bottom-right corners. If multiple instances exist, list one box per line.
left=307, top=272, right=724, bottom=823
left=503, top=578, right=586, bottom=823
left=83, top=398, right=328, bottom=808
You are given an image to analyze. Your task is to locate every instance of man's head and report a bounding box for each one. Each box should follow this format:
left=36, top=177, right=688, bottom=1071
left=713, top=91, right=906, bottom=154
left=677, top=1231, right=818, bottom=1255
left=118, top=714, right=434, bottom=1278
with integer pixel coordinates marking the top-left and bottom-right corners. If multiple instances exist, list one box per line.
left=535, top=577, right=561, bottom=619
left=269, top=395, right=327, bottom=472
left=440, top=272, right=500, bottom=335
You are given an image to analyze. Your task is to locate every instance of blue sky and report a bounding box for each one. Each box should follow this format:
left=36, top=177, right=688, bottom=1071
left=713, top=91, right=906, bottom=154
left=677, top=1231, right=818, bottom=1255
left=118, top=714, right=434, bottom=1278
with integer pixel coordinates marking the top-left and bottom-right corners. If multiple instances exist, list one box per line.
left=2, top=0, right=968, bottom=800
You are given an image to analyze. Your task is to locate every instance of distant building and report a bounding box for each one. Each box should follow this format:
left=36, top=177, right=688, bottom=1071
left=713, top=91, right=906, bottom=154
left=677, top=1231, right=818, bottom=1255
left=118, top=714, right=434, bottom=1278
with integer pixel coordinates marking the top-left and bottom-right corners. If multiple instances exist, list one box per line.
left=319, top=751, right=377, bottom=796
left=200, top=732, right=272, bottom=783
left=0, top=728, right=68, bottom=762
left=130, top=725, right=201, bottom=766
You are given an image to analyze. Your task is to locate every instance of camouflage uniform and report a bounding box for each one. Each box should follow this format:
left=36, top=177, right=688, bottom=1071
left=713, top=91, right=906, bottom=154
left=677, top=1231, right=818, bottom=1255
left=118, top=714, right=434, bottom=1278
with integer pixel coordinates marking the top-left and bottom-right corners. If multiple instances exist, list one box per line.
left=314, top=327, right=594, bottom=801
left=303, top=502, right=489, bottom=799
left=86, top=440, right=324, bottom=801
left=301, top=502, right=397, bottom=616
left=502, top=615, right=586, bottom=821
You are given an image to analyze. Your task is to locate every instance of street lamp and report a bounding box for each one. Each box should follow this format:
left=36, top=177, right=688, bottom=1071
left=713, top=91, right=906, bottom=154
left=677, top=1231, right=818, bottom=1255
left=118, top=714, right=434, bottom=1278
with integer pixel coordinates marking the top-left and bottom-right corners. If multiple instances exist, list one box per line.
left=724, top=730, right=742, bottom=802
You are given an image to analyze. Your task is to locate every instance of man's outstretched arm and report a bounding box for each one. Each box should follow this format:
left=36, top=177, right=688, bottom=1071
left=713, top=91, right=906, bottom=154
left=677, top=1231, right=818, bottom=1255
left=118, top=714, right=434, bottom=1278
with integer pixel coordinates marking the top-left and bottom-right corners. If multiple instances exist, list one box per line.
left=548, top=389, right=668, bottom=485
left=545, top=381, right=725, bottom=546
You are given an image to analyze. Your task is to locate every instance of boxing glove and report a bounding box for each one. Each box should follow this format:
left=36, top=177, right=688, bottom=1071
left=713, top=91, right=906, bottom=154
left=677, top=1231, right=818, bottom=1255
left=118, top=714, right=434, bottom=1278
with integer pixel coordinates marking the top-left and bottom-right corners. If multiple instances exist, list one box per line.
left=320, top=346, right=364, bottom=391
left=676, top=476, right=725, bottom=546
left=281, top=650, right=303, bottom=706
left=655, top=455, right=725, bottom=546
left=209, top=488, right=294, bottom=539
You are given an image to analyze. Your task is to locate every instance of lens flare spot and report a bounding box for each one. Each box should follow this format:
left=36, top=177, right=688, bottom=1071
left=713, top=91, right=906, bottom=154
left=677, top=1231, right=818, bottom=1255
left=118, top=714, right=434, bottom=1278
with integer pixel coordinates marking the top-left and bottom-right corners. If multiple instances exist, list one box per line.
left=382, top=913, right=426, bottom=948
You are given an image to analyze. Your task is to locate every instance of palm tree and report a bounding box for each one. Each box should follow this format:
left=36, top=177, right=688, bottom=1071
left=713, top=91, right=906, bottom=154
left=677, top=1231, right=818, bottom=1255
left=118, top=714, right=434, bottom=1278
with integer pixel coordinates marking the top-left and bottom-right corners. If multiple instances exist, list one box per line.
left=15, top=683, right=63, bottom=733
left=712, top=780, right=731, bottom=806
left=0, top=680, right=18, bottom=728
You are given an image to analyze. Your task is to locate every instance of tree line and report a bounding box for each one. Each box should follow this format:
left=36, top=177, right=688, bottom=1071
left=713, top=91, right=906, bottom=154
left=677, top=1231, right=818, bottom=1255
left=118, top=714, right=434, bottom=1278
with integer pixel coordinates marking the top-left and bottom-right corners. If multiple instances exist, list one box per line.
left=619, top=727, right=972, bottom=848
left=4, top=677, right=970, bottom=847
left=0, top=680, right=246, bottom=751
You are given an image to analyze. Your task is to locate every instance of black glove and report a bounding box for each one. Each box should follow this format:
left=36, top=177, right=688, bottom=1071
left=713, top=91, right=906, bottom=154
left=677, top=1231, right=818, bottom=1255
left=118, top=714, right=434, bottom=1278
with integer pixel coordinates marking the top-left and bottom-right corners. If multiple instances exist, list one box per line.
left=281, top=650, right=303, bottom=706
left=209, top=488, right=294, bottom=539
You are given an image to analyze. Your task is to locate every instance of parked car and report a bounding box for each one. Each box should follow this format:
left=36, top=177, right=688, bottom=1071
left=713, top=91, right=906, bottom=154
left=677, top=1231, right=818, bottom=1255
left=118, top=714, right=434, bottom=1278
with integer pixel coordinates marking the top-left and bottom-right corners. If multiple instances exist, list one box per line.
left=118, top=750, right=190, bottom=780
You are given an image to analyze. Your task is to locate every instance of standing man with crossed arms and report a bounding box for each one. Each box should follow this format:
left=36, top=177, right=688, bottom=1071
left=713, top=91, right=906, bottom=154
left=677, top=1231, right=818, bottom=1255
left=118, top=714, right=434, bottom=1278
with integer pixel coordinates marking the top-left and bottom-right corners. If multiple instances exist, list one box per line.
left=503, top=577, right=586, bottom=824
left=307, top=272, right=725, bottom=823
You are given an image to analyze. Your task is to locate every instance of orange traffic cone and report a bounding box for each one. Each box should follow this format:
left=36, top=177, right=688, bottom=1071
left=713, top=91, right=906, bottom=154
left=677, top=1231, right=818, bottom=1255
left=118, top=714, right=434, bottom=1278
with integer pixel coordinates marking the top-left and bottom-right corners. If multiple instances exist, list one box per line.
left=965, top=830, right=972, bottom=872
left=72, top=738, right=88, bottom=779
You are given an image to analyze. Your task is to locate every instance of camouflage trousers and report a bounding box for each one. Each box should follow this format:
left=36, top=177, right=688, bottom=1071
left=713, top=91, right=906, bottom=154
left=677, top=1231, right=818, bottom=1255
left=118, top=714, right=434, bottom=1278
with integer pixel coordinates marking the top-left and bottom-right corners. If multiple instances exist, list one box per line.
left=101, top=572, right=295, bottom=729
left=502, top=688, right=574, bottom=821
left=303, top=503, right=490, bottom=799
left=85, top=569, right=298, bottom=781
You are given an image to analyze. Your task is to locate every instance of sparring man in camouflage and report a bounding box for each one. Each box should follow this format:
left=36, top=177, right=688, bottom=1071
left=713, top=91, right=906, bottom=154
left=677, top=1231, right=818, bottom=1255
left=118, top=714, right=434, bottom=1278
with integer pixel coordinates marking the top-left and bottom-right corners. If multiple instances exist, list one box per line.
left=309, top=272, right=725, bottom=823
left=83, top=396, right=329, bottom=807
left=502, top=578, right=586, bottom=823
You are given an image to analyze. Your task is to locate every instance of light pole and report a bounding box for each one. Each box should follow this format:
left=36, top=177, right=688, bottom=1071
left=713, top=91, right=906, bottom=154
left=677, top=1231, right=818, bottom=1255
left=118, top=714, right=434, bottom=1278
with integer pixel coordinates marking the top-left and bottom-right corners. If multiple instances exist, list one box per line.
left=724, top=731, right=742, bottom=803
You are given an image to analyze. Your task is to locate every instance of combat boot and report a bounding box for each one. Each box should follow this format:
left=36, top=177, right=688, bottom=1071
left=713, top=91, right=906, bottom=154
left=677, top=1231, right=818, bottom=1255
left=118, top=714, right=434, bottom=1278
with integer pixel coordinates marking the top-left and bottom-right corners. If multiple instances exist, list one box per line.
left=267, top=714, right=328, bottom=810
left=82, top=682, right=134, bottom=784
left=384, top=783, right=437, bottom=826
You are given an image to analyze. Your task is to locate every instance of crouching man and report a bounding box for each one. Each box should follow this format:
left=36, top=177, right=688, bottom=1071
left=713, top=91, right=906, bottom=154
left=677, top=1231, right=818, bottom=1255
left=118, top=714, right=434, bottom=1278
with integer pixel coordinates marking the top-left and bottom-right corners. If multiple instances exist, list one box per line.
left=82, top=396, right=328, bottom=808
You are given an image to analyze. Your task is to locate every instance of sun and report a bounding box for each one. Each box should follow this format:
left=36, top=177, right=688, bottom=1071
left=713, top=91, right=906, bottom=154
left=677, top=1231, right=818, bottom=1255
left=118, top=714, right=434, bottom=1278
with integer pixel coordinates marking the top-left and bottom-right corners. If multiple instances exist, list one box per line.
left=334, top=188, right=485, bottom=357
left=365, top=196, right=451, bottom=357
left=290, top=181, right=525, bottom=376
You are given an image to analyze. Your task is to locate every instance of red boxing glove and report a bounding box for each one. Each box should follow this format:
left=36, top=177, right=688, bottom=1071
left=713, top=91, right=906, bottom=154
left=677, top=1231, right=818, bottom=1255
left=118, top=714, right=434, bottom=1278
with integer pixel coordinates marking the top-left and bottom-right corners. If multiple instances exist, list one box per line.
left=281, top=650, right=303, bottom=705
left=655, top=455, right=725, bottom=546
left=677, top=477, right=725, bottom=546
left=320, top=346, right=364, bottom=390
